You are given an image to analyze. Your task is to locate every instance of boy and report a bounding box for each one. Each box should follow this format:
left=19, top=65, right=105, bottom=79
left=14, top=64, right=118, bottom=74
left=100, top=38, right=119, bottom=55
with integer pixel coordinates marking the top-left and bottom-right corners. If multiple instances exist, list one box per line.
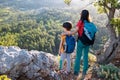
left=59, top=21, right=73, bottom=74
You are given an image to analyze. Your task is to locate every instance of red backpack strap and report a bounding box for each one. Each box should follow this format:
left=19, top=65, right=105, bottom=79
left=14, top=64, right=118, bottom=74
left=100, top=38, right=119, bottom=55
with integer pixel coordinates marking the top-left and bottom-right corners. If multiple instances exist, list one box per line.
left=76, top=20, right=84, bottom=37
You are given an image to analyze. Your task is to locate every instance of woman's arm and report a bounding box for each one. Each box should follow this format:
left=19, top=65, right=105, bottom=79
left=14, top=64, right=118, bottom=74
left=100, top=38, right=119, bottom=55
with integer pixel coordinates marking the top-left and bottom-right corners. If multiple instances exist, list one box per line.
left=71, top=27, right=79, bottom=35
left=61, top=27, right=79, bottom=36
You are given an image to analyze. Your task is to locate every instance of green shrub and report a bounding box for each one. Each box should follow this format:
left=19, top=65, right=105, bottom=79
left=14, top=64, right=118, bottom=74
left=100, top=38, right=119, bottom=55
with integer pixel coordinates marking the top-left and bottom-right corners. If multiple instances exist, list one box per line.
left=0, top=75, right=11, bottom=80
left=96, top=64, right=120, bottom=80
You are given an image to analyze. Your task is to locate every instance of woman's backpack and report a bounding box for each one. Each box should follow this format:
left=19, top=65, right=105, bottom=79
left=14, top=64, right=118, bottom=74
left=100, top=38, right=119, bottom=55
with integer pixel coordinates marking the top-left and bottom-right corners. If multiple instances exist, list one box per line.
left=78, top=20, right=97, bottom=46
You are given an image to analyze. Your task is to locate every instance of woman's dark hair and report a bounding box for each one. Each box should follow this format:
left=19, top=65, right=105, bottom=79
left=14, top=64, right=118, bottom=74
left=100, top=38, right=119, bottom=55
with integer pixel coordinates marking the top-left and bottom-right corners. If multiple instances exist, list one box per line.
left=63, top=22, right=72, bottom=31
left=80, top=10, right=90, bottom=22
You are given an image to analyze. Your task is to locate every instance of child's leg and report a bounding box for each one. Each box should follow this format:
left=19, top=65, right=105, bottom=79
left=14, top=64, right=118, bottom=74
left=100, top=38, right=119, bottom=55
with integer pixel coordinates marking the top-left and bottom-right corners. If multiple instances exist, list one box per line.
left=59, top=53, right=66, bottom=70
left=66, top=53, right=71, bottom=72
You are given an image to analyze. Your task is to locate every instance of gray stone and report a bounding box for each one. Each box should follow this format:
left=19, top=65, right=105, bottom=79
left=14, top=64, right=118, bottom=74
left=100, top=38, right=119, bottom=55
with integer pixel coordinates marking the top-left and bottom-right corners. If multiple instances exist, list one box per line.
left=0, top=46, right=58, bottom=80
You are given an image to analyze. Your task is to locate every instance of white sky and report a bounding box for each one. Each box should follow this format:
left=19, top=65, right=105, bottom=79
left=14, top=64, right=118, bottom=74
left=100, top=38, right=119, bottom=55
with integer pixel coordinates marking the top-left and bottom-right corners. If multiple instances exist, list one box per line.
left=70, top=0, right=93, bottom=7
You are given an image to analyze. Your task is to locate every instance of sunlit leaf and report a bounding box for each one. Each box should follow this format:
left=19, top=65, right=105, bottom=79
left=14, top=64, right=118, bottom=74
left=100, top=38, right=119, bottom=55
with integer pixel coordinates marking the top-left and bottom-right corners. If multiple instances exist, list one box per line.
left=64, top=0, right=72, bottom=6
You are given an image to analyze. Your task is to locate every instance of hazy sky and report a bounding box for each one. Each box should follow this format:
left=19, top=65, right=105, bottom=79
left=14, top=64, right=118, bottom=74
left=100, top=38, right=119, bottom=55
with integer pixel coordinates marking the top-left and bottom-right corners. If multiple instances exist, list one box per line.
left=27, top=0, right=93, bottom=8
left=69, top=0, right=94, bottom=8
left=0, top=0, right=96, bottom=9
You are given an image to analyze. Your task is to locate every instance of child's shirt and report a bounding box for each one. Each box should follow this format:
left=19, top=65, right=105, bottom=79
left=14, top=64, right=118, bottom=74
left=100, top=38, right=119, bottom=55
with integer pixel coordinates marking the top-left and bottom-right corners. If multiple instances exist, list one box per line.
left=60, top=35, right=66, bottom=53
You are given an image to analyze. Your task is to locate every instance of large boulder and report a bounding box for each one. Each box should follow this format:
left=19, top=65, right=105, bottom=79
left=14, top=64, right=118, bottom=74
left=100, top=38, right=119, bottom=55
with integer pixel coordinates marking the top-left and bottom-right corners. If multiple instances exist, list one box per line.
left=1, top=46, right=97, bottom=80
left=0, top=46, right=59, bottom=80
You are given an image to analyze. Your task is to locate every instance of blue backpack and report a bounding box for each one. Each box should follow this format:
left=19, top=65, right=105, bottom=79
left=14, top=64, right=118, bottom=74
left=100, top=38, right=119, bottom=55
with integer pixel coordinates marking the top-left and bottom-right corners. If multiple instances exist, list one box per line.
left=64, top=35, right=76, bottom=54
left=79, top=20, right=97, bottom=46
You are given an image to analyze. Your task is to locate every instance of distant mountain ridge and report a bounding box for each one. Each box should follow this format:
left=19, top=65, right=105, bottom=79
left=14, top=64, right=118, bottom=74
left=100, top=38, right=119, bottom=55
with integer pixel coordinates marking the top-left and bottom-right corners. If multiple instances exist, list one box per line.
left=0, top=0, right=90, bottom=10
left=0, top=0, right=66, bottom=10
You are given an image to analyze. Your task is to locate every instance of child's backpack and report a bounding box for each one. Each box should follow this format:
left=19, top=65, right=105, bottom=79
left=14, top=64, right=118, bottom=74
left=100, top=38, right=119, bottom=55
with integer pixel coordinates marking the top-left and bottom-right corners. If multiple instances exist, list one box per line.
left=79, top=20, right=97, bottom=46
left=64, top=35, right=76, bottom=54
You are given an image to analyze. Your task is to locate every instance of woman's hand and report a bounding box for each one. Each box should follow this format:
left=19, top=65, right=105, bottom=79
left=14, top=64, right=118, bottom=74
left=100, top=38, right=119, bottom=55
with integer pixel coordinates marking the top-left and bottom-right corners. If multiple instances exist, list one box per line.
left=61, top=32, right=71, bottom=36
left=61, top=32, right=67, bottom=36
left=61, top=28, right=78, bottom=36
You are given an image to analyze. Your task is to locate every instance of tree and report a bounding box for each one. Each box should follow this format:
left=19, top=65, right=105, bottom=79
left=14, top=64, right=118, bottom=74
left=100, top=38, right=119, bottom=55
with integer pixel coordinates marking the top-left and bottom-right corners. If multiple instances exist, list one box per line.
left=95, top=0, right=120, bottom=64
left=64, top=0, right=120, bottom=64
left=0, top=33, right=18, bottom=46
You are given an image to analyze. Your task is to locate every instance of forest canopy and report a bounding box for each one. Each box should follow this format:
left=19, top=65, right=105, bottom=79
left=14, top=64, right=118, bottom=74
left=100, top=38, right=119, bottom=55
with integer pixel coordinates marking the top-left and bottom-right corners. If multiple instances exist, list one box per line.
left=0, top=0, right=110, bottom=55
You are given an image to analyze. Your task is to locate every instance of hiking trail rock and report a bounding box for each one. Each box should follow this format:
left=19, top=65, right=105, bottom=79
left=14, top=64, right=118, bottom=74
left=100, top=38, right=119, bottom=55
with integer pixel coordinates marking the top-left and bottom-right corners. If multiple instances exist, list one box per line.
left=0, top=46, right=100, bottom=80
left=0, top=46, right=59, bottom=80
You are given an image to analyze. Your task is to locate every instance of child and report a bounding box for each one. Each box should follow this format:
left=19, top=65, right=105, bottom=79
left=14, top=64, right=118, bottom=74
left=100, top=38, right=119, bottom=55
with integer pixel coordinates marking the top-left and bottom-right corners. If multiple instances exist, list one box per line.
left=59, top=21, right=72, bottom=74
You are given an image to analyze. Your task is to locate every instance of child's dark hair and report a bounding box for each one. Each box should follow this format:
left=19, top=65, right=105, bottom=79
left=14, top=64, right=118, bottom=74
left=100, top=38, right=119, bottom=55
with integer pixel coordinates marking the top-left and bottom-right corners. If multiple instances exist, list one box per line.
left=63, top=22, right=72, bottom=31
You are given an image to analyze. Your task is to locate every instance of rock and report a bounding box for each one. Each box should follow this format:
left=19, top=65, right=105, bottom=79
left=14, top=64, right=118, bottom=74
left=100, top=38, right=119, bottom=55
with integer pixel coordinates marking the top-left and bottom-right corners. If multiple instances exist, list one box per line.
left=0, top=46, right=58, bottom=80
left=1, top=46, right=94, bottom=80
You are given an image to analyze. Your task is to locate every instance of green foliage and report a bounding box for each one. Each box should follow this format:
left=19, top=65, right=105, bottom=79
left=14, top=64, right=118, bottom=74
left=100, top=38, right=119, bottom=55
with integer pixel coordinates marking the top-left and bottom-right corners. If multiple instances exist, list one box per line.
left=18, top=28, right=55, bottom=53
left=0, top=7, right=74, bottom=54
left=94, top=2, right=106, bottom=14
left=0, top=75, right=11, bottom=80
left=0, top=33, right=18, bottom=46
left=0, top=6, right=109, bottom=54
left=64, top=0, right=72, bottom=6
left=95, top=0, right=120, bottom=9
left=96, top=64, right=120, bottom=80
left=111, top=18, right=120, bottom=35
left=94, top=0, right=120, bottom=15
left=94, top=0, right=120, bottom=40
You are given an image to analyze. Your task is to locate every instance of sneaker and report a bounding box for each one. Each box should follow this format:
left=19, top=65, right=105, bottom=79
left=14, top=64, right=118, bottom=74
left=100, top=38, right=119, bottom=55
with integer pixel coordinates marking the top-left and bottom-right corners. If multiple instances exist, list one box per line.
left=74, top=71, right=79, bottom=76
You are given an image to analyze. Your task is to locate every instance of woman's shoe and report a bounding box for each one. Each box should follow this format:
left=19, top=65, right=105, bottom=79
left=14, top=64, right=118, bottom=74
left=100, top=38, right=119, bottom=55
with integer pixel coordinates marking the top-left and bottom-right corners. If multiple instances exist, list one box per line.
left=81, top=74, right=86, bottom=80
left=74, top=71, right=79, bottom=76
